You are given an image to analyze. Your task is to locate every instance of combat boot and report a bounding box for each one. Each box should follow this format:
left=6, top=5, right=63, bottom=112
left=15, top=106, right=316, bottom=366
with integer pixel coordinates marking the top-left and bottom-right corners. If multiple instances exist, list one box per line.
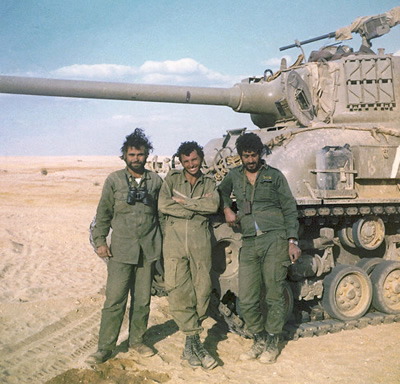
left=239, top=331, right=266, bottom=361
left=129, top=342, right=155, bottom=357
left=259, top=333, right=280, bottom=364
left=192, top=334, right=218, bottom=370
left=181, top=335, right=201, bottom=367
left=85, top=349, right=112, bottom=364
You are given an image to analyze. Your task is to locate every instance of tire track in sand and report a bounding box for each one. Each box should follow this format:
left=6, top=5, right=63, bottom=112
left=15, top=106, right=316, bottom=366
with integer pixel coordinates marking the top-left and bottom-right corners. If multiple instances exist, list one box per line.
left=0, top=305, right=102, bottom=383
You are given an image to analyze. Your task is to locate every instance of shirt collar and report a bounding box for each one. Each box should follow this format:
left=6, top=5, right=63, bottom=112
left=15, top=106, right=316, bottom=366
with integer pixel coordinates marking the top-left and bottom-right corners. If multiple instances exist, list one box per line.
left=180, top=169, right=205, bottom=184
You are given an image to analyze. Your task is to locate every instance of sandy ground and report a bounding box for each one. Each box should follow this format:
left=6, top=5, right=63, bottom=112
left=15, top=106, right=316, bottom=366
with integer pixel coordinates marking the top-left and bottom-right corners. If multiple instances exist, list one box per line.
left=0, top=156, right=399, bottom=384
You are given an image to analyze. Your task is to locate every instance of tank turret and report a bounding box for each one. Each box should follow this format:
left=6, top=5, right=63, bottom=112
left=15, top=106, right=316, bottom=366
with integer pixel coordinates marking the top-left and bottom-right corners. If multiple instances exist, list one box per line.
left=2, top=7, right=400, bottom=337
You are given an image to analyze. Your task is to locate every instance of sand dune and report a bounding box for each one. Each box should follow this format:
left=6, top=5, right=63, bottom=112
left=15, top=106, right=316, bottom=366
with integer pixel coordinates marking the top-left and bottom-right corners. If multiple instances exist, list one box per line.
left=0, top=156, right=399, bottom=384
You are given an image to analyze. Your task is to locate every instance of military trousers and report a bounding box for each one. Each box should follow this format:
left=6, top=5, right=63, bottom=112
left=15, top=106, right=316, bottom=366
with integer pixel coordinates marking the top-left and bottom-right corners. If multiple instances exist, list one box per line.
left=163, top=225, right=212, bottom=336
left=238, top=230, right=290, bottom=335
left=98, top=257, right=153, bottom=351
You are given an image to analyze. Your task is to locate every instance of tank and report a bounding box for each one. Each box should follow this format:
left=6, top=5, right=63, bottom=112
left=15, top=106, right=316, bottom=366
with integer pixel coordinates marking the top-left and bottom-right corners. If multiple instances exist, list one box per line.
left=2, top=7, right=400, bottom=338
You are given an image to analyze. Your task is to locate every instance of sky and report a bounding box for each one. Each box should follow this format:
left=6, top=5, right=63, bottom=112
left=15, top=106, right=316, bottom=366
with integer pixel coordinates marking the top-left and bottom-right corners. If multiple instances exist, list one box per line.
left=1, top=0, right=399, bottom=156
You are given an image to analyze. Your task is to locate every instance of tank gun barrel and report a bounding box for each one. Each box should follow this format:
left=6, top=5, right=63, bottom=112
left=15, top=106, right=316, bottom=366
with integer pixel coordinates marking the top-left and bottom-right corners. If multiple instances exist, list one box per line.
left=0, top=75, right=241, bottom=107
left=0, top=75, right=283, bottom=123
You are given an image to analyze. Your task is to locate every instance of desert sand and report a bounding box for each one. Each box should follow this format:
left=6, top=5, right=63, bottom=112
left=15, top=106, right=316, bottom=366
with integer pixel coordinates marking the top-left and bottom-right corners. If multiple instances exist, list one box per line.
left=0, top=156, right=399, bottom=384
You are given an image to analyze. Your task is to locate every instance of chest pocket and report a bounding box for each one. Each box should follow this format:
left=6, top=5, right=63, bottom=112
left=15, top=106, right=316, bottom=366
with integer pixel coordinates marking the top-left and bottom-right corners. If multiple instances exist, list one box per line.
left=114, top=190, right=131, bottom=214
left=256, top=179, right=274, bottom=201
left=143, top=188, right=157, bottom=215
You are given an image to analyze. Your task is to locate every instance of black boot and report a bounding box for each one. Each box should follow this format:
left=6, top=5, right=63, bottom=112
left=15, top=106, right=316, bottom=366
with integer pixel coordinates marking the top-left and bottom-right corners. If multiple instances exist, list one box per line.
left=239, top=331, right=266, bottom=361
left=192, top=334, right=218, bottom=370
left=181, top=335, right=201, bottom=367
left=259, top=333, right=280, bottom=364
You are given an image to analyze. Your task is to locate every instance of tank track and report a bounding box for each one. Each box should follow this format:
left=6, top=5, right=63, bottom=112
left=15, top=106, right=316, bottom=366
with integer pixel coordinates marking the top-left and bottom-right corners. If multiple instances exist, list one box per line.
left=213, top=295, right=400, bottom=341
left=298, top=202, right=400, bottom=223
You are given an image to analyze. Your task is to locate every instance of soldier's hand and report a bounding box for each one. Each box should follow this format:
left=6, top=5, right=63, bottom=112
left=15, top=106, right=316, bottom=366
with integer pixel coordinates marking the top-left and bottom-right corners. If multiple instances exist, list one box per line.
left=289, top=243, right=301, bottom=264
left=96, top=245, right=111, bottom=258
left=172, top=196, right=185, bottom=204
left=224, top=207, right=238, bottom=227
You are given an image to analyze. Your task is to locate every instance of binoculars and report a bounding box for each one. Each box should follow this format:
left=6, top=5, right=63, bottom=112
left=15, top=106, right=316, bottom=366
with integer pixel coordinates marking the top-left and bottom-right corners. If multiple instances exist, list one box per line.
left=127, top=186, right=150, bottom=205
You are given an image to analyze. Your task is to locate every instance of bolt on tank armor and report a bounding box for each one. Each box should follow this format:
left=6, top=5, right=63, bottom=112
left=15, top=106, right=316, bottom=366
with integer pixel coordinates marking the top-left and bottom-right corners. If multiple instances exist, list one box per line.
left=2, top=7, right=400, bottom=339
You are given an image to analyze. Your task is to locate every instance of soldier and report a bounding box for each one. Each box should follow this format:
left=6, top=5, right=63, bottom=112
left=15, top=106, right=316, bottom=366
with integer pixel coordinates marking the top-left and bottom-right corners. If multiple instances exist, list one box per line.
left=218, top=132, right=301, bottom=364
left=87, top=128, right=163, bottom=364
left=158, top=141, right=220, bottom=370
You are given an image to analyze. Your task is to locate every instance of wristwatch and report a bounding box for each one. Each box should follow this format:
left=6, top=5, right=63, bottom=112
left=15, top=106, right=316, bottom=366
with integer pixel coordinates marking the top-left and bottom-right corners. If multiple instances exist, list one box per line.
left=289, top=239, right=299, bottom=246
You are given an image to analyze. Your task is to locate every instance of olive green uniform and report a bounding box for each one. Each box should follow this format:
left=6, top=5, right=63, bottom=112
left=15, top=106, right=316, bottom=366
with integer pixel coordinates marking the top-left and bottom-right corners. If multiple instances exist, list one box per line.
left=218, top=163, right=298, bottom=335
left=92, top=167, right=162, bottom=351
left=158, top=169, right=219, bottom=335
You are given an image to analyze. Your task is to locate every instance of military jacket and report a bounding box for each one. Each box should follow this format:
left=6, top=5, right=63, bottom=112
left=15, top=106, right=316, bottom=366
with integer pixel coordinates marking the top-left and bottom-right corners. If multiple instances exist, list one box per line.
left=92, top=167, right=163, bottom=264
left=218, top=164, right=299, bottom=239
left=158, top=169, right=220, bottom=225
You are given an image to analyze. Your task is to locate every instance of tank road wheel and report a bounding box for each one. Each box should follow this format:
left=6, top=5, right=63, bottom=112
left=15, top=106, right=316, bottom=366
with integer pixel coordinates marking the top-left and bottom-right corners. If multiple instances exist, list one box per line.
left=356, top=258, right=382, bottom=275
left=370, top=260, right=400, bottom=314
left=283, top=281, right=294, bottom=322
left=338, top=225, right=356, bottom=249
left=352, top=216, right=385, bottom=251
left=322, top=265, right=372, bottom=321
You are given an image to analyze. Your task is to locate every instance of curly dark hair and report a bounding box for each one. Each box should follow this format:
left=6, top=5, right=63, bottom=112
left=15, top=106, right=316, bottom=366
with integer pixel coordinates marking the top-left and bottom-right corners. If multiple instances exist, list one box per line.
left=120, top=128, right=153, bottom=159
left=176, top=141, right=204, bottom=162
left=235, top=132, right=264, bottom=156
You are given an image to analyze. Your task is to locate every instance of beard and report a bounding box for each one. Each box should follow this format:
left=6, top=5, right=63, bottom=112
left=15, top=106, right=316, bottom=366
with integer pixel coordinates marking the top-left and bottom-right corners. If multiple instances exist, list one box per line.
left=127, top=161, right=145, bottom=174
left=244, top=161, right=261, bottom=173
